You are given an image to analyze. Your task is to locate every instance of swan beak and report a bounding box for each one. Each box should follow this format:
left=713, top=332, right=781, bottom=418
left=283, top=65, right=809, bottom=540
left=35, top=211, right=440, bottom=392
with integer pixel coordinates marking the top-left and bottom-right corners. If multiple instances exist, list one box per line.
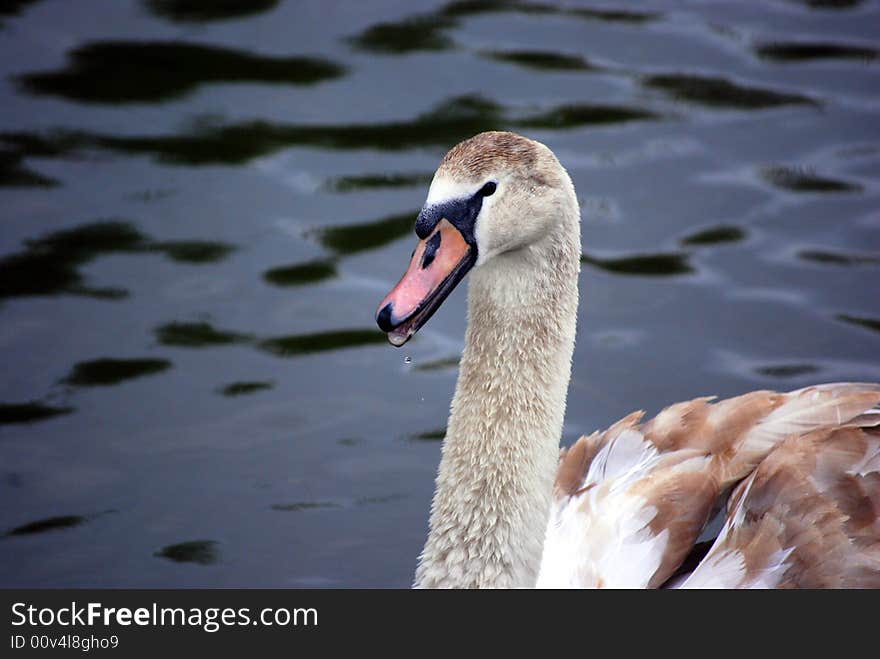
left=376, top=218, right=476, bottom=347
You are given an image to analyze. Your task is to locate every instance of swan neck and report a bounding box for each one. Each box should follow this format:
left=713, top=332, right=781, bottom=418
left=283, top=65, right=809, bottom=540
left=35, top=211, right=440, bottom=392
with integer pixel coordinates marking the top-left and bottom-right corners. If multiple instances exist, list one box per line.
left=415, top=219, right=580, bottom=588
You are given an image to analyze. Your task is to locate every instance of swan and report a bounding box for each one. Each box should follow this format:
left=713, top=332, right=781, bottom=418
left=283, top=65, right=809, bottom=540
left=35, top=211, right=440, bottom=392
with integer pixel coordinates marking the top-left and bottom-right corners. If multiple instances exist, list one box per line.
left=374, top=131, right=880, bottom=588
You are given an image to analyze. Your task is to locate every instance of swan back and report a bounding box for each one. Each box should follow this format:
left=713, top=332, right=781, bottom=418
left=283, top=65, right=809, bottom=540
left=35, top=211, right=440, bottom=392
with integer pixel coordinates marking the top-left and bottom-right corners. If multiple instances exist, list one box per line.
left=682, top=420, right=880, bottom=588
left=537, top=383, right=880, bottom=588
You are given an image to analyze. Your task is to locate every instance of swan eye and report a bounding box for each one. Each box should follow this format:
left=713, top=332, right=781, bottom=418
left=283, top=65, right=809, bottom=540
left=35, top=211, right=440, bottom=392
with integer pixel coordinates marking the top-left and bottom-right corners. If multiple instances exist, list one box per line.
left=479, top=182, right=496, bottom=197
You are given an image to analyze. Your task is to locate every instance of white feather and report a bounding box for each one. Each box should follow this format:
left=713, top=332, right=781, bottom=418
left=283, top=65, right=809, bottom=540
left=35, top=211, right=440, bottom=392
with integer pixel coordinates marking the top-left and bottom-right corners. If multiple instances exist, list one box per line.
left=679, top=550, right=747, bottom=589
left=424, top=176, right=479, bottom=206
left=679, top=475, right=793, bottom=589
left=536, top=430, right=672, bottom=588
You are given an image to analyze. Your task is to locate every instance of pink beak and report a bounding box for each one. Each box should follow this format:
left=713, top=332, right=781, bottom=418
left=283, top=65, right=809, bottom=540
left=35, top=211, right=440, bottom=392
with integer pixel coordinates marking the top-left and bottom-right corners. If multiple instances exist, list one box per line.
left=376, top=219, right=475, bottom=347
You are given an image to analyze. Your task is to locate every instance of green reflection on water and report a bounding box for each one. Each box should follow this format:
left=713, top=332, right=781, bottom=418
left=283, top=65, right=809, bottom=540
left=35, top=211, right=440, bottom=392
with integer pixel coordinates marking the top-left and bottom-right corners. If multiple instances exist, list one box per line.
left=152, top=241, right=237, bottom=263
left=643, top=74, right=817, bottom=108
left=760, top=165, right=862, bottom=193
left=263, top=259, right=337, bottom=287
left=792, top=0, right=865, bottom=9
left=0, top=221, right=236, bottom=301
left=518, top=104, right=659, bottom=129
left=797, top=250, right=880, bottom=266
left=62, top=358, right=172, bottom=387
left=0, top=151, right=58, bottom=187
left=0, top=221, right=144, bottom=300
left=0, top=248, right=102, bottom=298
left=326, top=172, right=433, bottom=192
left=2, top=93, right=660, bottom=166
left=413, top=356, right=460, bottom=372
left=0, top=0, right=42, bottom=18
left=409, top=428, right=447, bottom=441
left=18, top=40, right=346, bottom=104
left=5, top=515, right=86, bottom=537
left=258, top=329, right=386, bottom=358
left=271, top=502, right=339, bottom=512
left=0, top=131, right=77, bottom=158
left=155, top=322, right=253, bottom=348
left=348, top=13, right=457, bottom=53
left=154, top=540, right=218, bottom=565
left=217, top=381, right=274, bottom=397
left=32, top=221, right=146, bottom=254
left=484, top=50, right=596, bottom=71
left=755, top=364, right=821, bottom=378
left=0, top=401, right=74, bottom=425
left=350, top=0, right=658, bottom=54
left=443, top=0, right=658, bottom=21
left=755, top=41, right=877, bottom=62
left=356, top=494, right=406, bottom=505
left=441, top=0, right=557, bottom=17
left=581, top=252, right=693, bottom=276
left=566, top=6, right=659, bottom=22
left=144, top=0, right=279, bottom=23
left=0, top=132, right=79, bottom=188
left=681, top=225, right=747, bottom=246
left=836, top=314, right=880, bottom=334
left=311, top=211, right=416, bottom=256
left=97, top=94, right=504, bottom=162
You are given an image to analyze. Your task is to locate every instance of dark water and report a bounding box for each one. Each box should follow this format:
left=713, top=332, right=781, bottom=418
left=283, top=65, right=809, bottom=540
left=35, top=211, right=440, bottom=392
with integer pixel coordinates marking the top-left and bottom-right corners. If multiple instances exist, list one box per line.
left=1, top=0, right=878, bottom=587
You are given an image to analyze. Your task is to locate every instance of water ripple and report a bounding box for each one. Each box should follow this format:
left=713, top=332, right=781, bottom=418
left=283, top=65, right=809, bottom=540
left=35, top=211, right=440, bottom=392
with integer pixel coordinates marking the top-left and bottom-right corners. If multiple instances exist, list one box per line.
left=408, top=428, right=447, bottom=442
left=755, top=363, right=821, bottom=378
left=760, top=165, right=862, bottom=193
left=0, top=401, right=73, bottom=425
left=0, top=150, right=58, bottom=188
left=5, top=515, right=86, bottom=537
left=271, top=502, right=339, bottom=512
left=1, top=94, right=660, bottom=165
left=643, top=73, right=817, bottom=108
left=155, top=321, right=253, bottom=348
left=518, top=104, right=660, bottom=129
left=17, top=41, right=346, bottom=104
left=257, top=329, right=386, bottom=358
left=836, top=314, right=880, bottom=334
left=0, top=0, right=43, bottom=20
left=797, top=249, right=880, bottom=266
left=483, top=50, right=597, bottom=71
left=263, top=259, right=337, bottom=287
left=154, top=540, right=219, bottom=565
left=681, top=225, right=747, bottom=246
left=309, top=211, right=416, bottom=256
left=325, top=172, right=433, bottom=193
left=61, top=358, right=172, bottom=387
left=349, top=0, right=659, bottom=54
left=412, top=355, right=460, bottom=372
left=581, top=251, right=693, bottom=276
left=442, top=0, right=657, bottom=22
left=144, top=0, right=279, bottom=23
left=3, top=510, right=116, bottom=538
left=217, top=381, right=274, bottom=397
left=348, top=13, right=457, bottom=54
left=0, top=221, right=236, bottom=300
left=789, top=1, right=866, bottom=10
left=755, top=41, right=878, bottom=62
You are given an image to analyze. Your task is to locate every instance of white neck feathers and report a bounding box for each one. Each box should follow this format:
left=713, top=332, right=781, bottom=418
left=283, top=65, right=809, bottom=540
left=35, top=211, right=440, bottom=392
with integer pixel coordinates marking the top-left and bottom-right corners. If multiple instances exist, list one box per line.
left=415, top=203, right=581, bottom=588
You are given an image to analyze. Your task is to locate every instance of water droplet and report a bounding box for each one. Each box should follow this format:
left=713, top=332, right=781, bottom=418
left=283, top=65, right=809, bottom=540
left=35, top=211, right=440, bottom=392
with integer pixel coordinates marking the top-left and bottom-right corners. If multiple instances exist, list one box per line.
left=404, top=356, right=412, bottom=364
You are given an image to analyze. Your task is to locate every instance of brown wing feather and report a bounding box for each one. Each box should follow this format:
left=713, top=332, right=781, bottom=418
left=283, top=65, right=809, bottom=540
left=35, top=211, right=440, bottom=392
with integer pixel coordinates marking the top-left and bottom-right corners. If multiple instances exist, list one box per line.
left=630, top=454, right=721, bottom=587
left=554, top=411, right=643, bottom=497
left=686, top=425, right=880, bottom=588
left=549, top=383, right=880, bottom=588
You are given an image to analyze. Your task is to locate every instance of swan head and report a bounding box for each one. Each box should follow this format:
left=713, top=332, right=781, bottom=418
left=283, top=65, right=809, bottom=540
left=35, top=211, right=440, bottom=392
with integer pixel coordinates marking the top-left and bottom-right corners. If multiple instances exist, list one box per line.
left=375, top=130, right=574, bottom=347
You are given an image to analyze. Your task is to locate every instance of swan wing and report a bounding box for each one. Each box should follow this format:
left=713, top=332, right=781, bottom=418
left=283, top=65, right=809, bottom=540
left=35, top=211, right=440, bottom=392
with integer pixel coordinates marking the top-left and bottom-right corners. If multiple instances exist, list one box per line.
left=680, top=420, right=880, bottom=589
left=536, top=383, right=880, bottom=588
